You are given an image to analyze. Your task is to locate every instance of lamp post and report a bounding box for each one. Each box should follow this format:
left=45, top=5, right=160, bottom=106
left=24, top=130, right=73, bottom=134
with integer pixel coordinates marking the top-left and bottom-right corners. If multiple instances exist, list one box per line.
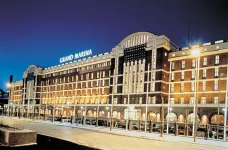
left=192, top=48, right=200, bottom=142
left=80, top=106, right=84, bottom=126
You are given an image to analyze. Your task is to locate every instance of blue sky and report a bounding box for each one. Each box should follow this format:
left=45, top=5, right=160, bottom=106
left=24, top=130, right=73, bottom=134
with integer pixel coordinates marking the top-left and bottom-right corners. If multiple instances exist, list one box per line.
left=0, top=0, right=227, bottom=90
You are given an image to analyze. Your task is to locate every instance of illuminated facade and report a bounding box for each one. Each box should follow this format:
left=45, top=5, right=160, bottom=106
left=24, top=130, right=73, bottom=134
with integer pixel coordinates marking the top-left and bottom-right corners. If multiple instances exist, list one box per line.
left=6, top=32, right=228, bottom=140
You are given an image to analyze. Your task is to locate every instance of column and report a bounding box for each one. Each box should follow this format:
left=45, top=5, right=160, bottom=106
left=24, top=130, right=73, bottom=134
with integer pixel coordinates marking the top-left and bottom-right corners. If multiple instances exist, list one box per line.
left=167, top=61, right=172, bottom=134
left=224, top=62, right=228, bottom=141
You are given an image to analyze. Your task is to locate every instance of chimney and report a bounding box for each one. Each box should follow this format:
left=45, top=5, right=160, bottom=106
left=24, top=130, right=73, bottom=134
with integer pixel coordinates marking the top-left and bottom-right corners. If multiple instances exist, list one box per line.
left=9, top=75, right=13, bottom=83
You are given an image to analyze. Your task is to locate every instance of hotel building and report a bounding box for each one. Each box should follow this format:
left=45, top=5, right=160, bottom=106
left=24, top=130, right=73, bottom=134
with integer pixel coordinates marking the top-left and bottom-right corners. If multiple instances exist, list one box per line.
left=6, top=32, right=228, bottom=140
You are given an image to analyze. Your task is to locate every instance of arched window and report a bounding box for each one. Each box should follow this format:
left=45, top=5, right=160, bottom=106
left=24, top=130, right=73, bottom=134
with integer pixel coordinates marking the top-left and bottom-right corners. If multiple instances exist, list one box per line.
left=166, top=113, right=177, bottom=122
left=211, top=114, right=224, bottom=125
left=113, top=111, right=118, bottom=118
left=87, top=110, right=93, bottom=117
left=148, top=112, right=156, bottom=121
left=178, top=114, right=185, bottom=123
left=187, top=113, right=199, bottom=124
left=200, top=115, right=208, bottom=125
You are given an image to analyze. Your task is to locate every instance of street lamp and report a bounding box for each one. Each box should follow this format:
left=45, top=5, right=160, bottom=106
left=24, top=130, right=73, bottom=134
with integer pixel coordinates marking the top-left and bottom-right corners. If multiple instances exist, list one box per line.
left=192, top=48, right=200, bottom=142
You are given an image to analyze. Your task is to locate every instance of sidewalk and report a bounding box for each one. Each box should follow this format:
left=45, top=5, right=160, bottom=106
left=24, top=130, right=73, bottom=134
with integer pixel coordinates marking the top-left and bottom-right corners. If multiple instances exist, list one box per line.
left=28, top=119, right=228, bottom=148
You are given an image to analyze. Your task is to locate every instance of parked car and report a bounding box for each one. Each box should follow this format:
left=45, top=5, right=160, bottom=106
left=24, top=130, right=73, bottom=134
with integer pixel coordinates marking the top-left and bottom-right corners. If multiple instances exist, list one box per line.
left=86, top=119, right=92, bottom=124
left=91, top=119, right=96, bottom=125
left=117, top=120, right=126, bottom=128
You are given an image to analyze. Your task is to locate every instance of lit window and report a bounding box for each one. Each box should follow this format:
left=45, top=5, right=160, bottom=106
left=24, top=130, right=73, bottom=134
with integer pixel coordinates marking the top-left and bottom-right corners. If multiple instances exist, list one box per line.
left=192, top=59, right=196, bottom=68
left=171, top=62, right=175, bottom=70
left=181, top=61, right=185, bottom=69
left=202, top=81, right=206, bottom=91
left=191, top=82, right=195, bottom=92
left=152, top=72, right=155, bottom=81
left=181, top=82, right=184, bottom=92
left=203, top=69, right=207, bottom=79
left=213, top=97, right=219, bottom=104
left=215, top=68, right=219, bottom=78
left=97, top=72, right=99, bottom=78
left=164, top=52, right=167, bottom=56
left=215, top=55, right=219, bottom=65
left=203, top=57, right=207, bottom=66
left=201, top=97, right=206, bottom=104
left=192, top=70, right=195, bottom=79
left=214, top=80, right=218, bottom=91
left=180, top=98, right=185, bottom=104
left=103, top=71, right=105, bottom=78
left=181, top=71, right=184, bottom=80
left=170, top=98, right=175, bottom=104
left=151, top=83, right=155, bottom=92
left=81, top=75, right=83, bottom=80
left=171, top=72, right=174, bottom=81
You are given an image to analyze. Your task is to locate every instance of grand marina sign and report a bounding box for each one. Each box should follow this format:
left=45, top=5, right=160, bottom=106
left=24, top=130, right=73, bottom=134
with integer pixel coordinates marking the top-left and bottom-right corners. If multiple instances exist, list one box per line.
left=60, top=49, right=92, bottom=63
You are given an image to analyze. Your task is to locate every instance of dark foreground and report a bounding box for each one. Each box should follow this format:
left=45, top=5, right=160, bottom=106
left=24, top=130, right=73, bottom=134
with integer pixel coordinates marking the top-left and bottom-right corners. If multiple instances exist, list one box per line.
left=0, top=134, right=97, bottom=150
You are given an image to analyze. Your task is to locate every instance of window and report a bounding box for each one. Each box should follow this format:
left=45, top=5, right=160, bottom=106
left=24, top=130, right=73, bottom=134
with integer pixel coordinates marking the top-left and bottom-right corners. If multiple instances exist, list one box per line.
left=189, top=97, right=195, bottom=104
left=170, top=98, right=175, bottom=104
left=81, top=75, right=83, bottom=80
left=181, top=82, right=184, bottom=92
left=214, top=80, right=218, bottom=91
left=213, top=97, right=219, bottom=104
left=215, top=55, right=219, bottom=65
left=203, top=57, right=207, bottom=66
left=152, top=96, right=156, bottom=104
left=91, top=73, right=93, bottom=79
left=103, top=71, right=105, bottom=78
left=201, top=97, right=206, bottom=104
left=203, top=69, right=207, bottom=79
left=191, top=82, right=195, bottom=91
left=192, top=59, right=196, bottom=68
left=151, top=82, right=155, bottom=92
left=192, top=71, right=195, bottom=79
left=97, top=72, right=100, bottom=78
left=181, top=61, right=185, bottom=69
left=171, top=62, right=175, bottom=70
left=152, top=72, right=155, bottom=81
left=202, top=81, right=206, bottom=91
left=215, top=68, right=219, bottom=78
left=171, top=72, right=174, bottom=81
left=181, top=71, right=184, bottom=80
left=171, top=84, right=174, bottom=92
left=180, top=98, right=185, bottom=104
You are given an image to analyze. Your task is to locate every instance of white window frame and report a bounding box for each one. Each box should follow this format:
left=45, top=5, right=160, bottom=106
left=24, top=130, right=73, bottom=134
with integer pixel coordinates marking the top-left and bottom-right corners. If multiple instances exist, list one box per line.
left=170, top=98, right=175, bottom=104
left=203, top=57, right=207, bottom=66
left=181, top=71, right=184, bottom=80
left=214, top=80, right=218, bottom=91
left=192, top=70, right=195, bottom=79
left=191, top=82, right=195, bottom=92
left=171, top=72, right=174, bottom=81
left=171, top=62, right=175, bottom=70
left=215, top=68, right=219, bottom=77
left=201, top=97, right=206, bottom=104
left=215, top=55, right=219, bottom=65
left=192, top=59, right=196, bottom=68
left=203, top=69, right=207, bottom=79
left=181, top=61, right=185, bottom=69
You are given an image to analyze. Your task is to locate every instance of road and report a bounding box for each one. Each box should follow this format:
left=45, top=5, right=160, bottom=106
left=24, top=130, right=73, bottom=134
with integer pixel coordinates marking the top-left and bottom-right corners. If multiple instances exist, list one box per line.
left=0, top=117, right=226, bottom=150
